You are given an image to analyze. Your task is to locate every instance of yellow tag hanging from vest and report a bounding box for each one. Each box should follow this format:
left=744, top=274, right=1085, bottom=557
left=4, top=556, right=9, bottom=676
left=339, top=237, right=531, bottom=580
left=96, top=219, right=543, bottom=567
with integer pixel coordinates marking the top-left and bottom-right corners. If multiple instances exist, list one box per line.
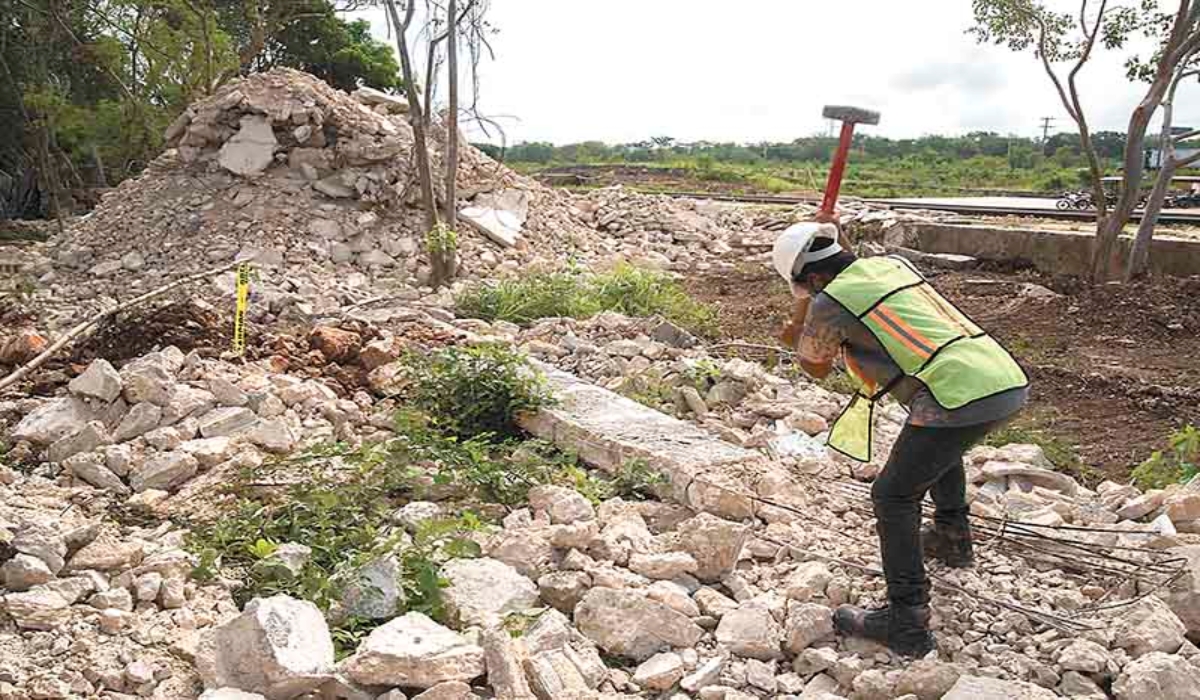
left=827, top=393, right=874, bottom=462
left=231, top=262, right=252, bottom=356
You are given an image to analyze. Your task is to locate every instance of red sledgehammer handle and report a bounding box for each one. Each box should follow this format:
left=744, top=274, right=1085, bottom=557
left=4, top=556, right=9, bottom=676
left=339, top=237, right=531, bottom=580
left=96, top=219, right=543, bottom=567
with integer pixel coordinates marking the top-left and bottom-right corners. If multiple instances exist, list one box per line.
left=820, top=121, right=856, bottom=216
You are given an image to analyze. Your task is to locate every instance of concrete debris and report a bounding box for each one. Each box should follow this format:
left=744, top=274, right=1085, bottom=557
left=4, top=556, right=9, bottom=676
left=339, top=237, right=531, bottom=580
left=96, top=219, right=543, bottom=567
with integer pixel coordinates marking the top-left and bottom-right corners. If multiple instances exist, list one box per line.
left=341, top=612, right=486, bottom=688
left=212, top=595, right=335, bottom=698
left=574, top=587, right=704, bottom=661
left=3, top=66, right=1200, bottom=700
left=441, top=557, right=539, bottom=627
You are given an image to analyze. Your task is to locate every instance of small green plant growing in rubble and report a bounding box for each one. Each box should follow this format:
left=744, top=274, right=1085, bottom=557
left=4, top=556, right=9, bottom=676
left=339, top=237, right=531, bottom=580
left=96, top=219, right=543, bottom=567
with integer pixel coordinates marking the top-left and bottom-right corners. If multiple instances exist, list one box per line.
left=618, top=370, right=679, bottom=414
left=399, top=344, right=553, bottom=440
left=424, top=222, right=458, bottom=254
left=682, top=358, right=721, bottom=392
left=1132, top=424, right=1200, bottom=490
left=455, top=263, right=717, bottom=336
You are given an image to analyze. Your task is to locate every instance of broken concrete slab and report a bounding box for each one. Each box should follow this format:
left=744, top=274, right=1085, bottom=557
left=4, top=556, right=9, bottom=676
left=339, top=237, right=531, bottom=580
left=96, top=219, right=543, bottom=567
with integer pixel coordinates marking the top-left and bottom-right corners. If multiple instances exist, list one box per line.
left=519, top=363, right=767, bottom=520
left=460, top=189, right=530, bottom=248
left=218, top=115, right=278, bottom=177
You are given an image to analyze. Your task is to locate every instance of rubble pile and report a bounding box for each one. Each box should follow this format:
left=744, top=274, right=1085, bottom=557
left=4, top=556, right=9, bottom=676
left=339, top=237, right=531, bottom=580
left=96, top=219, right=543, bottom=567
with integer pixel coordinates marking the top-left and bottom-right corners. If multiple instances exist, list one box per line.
left=0, top=463, right=239, bottom=697
left=4, top=66, right=1200, bottom=700
left=17, top=69, right=796, bottom=339
left=2, top=302, right=1200, bottom=698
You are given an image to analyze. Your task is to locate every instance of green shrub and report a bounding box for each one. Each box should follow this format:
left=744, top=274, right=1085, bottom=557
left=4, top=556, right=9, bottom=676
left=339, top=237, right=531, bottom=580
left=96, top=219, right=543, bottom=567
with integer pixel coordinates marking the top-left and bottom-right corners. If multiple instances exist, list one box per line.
left=1132, top=425, right=1200, bottom=490
left=455, top=263, right=716, bottom=336
left=399, top=344, right=553, bottom=440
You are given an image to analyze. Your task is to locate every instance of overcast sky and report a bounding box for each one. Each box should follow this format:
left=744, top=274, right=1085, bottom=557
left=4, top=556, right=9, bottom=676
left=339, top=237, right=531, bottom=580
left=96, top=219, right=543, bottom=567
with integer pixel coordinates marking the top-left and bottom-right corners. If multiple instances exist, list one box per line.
left=350, top=1, right=1200, bottom=145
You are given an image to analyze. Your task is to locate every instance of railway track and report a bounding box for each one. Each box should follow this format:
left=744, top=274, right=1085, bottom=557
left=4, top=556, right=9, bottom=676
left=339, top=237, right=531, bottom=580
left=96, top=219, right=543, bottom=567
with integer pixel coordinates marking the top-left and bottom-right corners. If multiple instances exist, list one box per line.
left=647, top=190, right=1200, bottom=226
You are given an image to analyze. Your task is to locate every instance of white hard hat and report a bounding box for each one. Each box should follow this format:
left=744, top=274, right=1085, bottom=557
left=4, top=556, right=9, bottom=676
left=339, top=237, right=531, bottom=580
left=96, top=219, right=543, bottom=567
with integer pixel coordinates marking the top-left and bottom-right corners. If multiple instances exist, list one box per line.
left=772, top=222, right=842, bottom=283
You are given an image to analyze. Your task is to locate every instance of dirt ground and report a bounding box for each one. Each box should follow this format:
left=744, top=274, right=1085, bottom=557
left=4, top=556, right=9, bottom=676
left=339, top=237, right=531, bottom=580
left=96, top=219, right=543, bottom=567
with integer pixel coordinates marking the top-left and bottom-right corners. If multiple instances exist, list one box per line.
left=684, top=264, right=1200, bottom=482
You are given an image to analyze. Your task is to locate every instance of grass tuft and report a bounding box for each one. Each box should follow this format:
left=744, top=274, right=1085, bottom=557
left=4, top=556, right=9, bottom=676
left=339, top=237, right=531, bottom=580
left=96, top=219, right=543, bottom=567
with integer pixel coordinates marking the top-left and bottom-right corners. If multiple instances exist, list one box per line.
left=455, top=263, right=717, bottom=337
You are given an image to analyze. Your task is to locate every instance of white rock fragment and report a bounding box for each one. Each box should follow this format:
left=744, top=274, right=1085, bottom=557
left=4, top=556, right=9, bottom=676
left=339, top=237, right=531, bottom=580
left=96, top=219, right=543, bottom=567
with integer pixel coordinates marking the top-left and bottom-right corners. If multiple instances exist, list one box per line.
left=213, top=595, right=335, bottom=699
left=68, top=359, right=123, bottom=402
left=441, top=557, right=539, bottom=628
left=341, top=612, right=485, bottom=689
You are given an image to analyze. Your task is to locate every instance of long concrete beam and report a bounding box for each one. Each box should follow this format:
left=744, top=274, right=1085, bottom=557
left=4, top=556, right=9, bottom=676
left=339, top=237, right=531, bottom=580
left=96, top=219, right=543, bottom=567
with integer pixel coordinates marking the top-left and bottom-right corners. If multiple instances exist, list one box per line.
left=908, top=222, right=1200, bottom=278
left=518, top=363, right=805, bottom=520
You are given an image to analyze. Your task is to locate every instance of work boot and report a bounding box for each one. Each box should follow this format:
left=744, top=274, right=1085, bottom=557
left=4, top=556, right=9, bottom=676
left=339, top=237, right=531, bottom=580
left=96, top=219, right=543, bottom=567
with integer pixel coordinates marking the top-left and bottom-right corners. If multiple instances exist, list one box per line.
left=920, top=522, right=974, bottom=568
left=833, top=603, right=935, bottom=658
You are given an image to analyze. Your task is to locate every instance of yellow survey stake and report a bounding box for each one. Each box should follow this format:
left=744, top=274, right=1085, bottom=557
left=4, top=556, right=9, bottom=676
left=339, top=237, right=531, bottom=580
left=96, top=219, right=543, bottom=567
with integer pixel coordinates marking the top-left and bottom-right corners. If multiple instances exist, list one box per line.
left=232, top=262, right=251, bottom=356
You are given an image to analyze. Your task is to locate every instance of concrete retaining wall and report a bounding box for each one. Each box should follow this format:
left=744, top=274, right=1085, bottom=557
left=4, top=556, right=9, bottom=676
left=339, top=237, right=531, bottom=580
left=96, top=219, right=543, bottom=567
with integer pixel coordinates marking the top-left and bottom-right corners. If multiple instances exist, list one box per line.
left=909, top=223, right=1200, bottom=278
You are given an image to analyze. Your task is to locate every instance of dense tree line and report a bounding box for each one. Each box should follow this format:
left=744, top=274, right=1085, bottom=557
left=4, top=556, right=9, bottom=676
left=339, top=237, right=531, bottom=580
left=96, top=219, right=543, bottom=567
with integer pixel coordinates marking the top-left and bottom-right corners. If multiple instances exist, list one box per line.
left=1, top=0, right=399, bottom=220
left=487, top=131, right=1130, bottom=168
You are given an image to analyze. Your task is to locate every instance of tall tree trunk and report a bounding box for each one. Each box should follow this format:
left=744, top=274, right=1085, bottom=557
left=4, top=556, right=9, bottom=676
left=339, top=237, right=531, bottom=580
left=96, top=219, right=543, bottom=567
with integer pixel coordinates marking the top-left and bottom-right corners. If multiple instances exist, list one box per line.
left=383, top=0, right=438, bottom=235
left=1126, top=67, right=1200, bottom=280
left=1092, top=79, right=1174, bottom=281
left=441, top=0, right=459, bottom=282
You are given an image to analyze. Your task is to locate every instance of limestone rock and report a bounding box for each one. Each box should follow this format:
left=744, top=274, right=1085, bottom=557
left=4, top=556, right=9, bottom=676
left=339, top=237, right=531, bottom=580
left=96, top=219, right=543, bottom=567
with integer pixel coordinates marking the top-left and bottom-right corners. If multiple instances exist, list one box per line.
left=784, top=602, right=834, bottom=654
left=121, top=354, right=176, bottom=406
left=1114, top=595, right=1187, bottom=658
left=695, top=587, right=739, bottom=618
left=341, top=612, right=486, bottom=689
left=200, top=690, right=269, bottom=700
left=671, top=512, right=749, bottom=582
left=13, top=525, right=66, bottom=573
left=943, top=674, right=1059, bottom=700
left=716, top=603, right=784, bottom=660
left=574, top=587, right=704, bottom=661
left=198, top=406, right=259, bottom=438
left=628, top=551, right=698, bottom=580
left=11, top=397, right=94, bottom=445
left=213, top=595, right=335, bottom=699
left=633, top=652, right=685, bottom=691
left=1059, top=639, right=1112, bottom=674
left=130, top=451, right=199, bottom=492
left=1113, top=651, right=1200, bottom=700
left=247, top=418, right=297, bottom=454
left=219, top=115, right=278, bottom=176
left=894, top=660, right=962, bottom=700
left=411, top=682, right=476, bottom=700
left=1, top=554, right=54, bottom=591
left=68, top=359, right=122, bottom=402
left=63, top=452, right=129, bottom=494
left=113, top=402, right=162, bottom=441
left=527, top=485, right=595, bottom=524
left=47, top=420, right=111, bottom=463
left=179, top=436, right=235, bottom=467
left=680, top=655, right=725, bottom=693
left=537, top=571, right=592, bottom=613
left=265, top=543, right=312, bottom=577
left=68, top=537, right=143, bottom=571
left=2, top=587, right=71, bottom=630
left=441, top=557, right=539, bottom=627
left=342, top=554, right=404, bottom=620
left=785, top=561, right=833, bottom=601
left=480, top=627, right=535, bottom=700
left=392, top=501, right=444, bottom=532
left=1164, top=545, right=1200, bottom=638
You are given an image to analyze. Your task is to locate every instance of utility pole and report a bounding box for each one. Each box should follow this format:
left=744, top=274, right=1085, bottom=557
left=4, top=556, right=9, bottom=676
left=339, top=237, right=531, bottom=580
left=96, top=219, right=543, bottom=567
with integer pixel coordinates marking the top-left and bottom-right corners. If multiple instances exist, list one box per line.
left=1039, top=116, right=1055, bottom=155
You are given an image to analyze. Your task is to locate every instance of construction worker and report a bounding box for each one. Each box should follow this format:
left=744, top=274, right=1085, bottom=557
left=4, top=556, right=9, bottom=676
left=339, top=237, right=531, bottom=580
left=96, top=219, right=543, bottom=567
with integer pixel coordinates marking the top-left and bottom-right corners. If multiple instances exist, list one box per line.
left=773, top=218, right=1028, bottom=657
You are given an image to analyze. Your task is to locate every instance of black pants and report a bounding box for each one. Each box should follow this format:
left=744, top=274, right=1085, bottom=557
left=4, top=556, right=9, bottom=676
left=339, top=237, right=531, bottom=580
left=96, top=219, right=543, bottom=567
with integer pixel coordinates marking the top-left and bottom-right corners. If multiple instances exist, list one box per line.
left=870, top=420, right=999, bottom=608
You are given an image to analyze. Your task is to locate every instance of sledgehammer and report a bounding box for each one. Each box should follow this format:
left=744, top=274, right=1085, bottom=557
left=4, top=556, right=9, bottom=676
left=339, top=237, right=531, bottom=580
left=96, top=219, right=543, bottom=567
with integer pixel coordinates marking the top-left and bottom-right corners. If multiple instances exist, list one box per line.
left=778, top=105, right=880, bottom=352
left=819, top=105, right=881, bottom=218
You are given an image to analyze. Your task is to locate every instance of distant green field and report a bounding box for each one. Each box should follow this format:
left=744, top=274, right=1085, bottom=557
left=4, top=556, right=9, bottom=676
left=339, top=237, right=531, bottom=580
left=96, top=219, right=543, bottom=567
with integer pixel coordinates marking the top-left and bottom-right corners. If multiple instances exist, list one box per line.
left=510, top=156, right=1099, bottom=198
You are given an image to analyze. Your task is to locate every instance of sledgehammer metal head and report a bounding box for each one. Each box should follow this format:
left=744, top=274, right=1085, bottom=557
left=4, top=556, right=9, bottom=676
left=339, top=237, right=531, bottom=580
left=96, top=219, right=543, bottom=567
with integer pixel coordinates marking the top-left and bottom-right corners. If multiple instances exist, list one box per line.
left=819, top=104, right=882, bottom=216
left=822, top=105, right=881, bottom=126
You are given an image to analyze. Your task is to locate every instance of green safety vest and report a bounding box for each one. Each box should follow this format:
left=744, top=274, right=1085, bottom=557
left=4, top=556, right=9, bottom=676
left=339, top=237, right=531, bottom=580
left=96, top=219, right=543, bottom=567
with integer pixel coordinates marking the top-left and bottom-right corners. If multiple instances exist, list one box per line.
left=822, top=256, right=1028, bottom=462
